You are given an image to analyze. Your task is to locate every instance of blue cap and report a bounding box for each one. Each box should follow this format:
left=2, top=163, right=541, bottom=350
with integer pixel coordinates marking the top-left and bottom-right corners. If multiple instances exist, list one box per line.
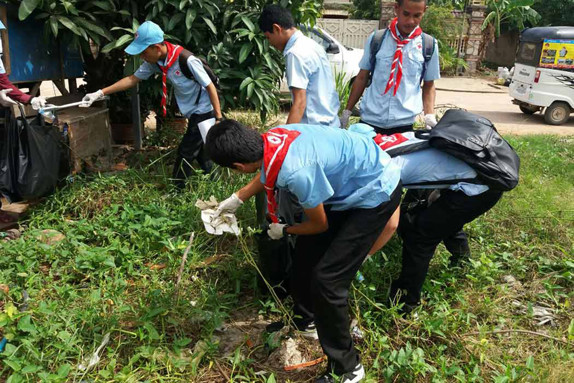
left=125, top=21, right=164, bottom=55
left=0, top=21, right=5, bottom=30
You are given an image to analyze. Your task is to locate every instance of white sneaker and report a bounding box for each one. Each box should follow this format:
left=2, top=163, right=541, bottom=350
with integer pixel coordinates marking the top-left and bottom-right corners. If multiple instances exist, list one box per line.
left=296, top=321, right=319, bottom=340
left=315, top=363, right=365, bottom=383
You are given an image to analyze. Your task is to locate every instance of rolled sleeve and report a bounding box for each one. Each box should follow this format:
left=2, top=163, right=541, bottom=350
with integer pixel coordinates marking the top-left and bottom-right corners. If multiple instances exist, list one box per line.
left=187, top=56, right=212, bottom=87
left=286, top=53, right=310, bottom=90
left=359, top=32, right=375, bottom=71
left=134, top=62, right=158, bottom=80
left=286, top=165, right=334, bottom=209
left=424, top=40, right=441, bottom=81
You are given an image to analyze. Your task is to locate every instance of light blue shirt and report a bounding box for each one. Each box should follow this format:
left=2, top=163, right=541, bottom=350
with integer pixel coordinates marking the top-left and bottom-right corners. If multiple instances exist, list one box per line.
left=0, top=57, right=5, bottom=74
left=134, top=55, right=213, bottom=117
left=284, top=31, right=340, bottom=128
left=391, top=148, right=490, bottom=196
left=260, top=124, right=401, bottom=210
left=359, top=29, right=440, bottom=129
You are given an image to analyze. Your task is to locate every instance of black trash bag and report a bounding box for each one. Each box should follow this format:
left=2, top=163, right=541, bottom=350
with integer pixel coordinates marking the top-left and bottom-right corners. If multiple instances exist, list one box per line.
left=430, top=109, right=520, bottom=191
left=256, top=231, right=293, bottom=300
left=14, top=105, right=62, bottom=200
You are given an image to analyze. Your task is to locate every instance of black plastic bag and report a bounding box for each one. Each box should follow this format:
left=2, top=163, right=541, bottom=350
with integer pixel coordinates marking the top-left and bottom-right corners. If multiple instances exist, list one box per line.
left=0, top=106, right=63, bottom=201
left=15, top=105, right=62, bottom=199
left=256, top=231, right=293, bottom=300
left=430, top=109, right=520, bottom=191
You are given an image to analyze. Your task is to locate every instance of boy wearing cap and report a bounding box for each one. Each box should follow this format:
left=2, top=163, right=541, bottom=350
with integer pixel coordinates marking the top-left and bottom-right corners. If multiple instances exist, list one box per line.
left=82, top=21, right=223, bottom=188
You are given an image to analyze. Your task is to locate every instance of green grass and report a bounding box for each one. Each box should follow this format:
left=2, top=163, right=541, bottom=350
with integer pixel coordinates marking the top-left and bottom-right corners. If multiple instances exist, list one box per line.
left=1, top=133, right=572, bottom=382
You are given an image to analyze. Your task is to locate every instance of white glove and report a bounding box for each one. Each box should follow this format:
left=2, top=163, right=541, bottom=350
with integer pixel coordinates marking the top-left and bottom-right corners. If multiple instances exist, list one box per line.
left=214, top=193, right=243, bottom=216
left=0, top=89, right=16, bottom=107
left=339, top=109, right=352, bottom=129
left=81, top=89, right=105, bottom=107
left=267, top=223, right=287, bottom=240
left=424, top=114, right=438, bottom=129
left=30, top=96, right=47, bottom=110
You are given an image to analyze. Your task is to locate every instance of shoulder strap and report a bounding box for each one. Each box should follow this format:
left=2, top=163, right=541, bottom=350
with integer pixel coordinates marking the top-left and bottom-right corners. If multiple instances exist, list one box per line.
left=420, top=33, right=436, bottom=84
left=178, top=49, right=195, bottom=81
left=367, top=29, right=388, bottom=87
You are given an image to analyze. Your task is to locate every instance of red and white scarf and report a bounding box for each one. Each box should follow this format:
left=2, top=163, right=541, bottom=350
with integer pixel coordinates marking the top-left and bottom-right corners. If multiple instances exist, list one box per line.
left=384, top=18, right=422, bottom=96
left=158, top=41, right=183, bottom=117
left=262, top=128, right=301, bottom=223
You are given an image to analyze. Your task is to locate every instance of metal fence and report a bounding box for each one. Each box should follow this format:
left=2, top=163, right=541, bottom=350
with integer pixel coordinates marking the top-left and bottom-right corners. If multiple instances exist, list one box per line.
left=317, top=18, right=380, bottom=49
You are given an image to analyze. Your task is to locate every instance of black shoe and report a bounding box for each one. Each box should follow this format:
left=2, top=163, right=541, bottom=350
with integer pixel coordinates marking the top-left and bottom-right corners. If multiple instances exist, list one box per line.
left=315, top=363, right=365, bottom=383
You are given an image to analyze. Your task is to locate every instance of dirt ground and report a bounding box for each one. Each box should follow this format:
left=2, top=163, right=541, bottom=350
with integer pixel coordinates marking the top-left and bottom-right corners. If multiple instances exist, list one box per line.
left=436, top=77, right=574, bottom=136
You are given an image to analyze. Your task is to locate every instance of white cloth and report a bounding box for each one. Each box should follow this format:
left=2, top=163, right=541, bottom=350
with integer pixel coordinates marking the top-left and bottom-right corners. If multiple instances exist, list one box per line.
left=195, top=196, right=241, bottom=236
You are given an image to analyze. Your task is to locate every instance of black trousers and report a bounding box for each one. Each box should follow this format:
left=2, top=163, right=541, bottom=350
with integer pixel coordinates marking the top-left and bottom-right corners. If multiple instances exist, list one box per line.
left=290, top=186, right=402, bottom=375
left=393, top=189, right=503, bottom=306
left=403, top=190, right=471, bottom=260
left=172, top=111, right=214, bottom=188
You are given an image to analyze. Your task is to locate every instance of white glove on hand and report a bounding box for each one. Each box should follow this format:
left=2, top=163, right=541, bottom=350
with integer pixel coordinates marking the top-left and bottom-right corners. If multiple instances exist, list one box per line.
left=267, top=223, right=287, bottom=240
left=0, top=89, right=16, bottom=107
left=81, top=89, right=105, bottom=107
left=214, top=193, right=243, bottom=216
left=424, top=114, right=438, bottom=129
left=339, top=109, right=352, bottom=129
left=30, top=96, right=47, bottom=110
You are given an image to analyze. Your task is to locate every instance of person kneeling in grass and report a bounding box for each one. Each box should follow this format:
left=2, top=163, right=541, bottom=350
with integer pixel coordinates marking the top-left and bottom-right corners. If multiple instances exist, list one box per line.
left=205, top=120, right=401, bottom=383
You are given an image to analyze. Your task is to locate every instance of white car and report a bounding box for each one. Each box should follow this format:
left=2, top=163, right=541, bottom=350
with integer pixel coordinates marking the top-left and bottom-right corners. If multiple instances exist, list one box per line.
left=280, top=25, right=365, bottom=93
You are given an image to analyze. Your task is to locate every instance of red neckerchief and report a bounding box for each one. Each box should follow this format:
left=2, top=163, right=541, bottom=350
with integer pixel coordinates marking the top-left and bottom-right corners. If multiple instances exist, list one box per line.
left=158, top=41, right=183, bottom=117
left=262, top=128, right=301, bottom=223
left=384, top=18, right=422, bottom=96
left=373, top=132, right=408, bottom=150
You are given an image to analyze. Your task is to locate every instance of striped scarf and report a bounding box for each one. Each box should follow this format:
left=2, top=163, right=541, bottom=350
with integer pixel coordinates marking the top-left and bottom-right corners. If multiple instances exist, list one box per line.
left=158, top=42, right=183, bottom=117
left=384, top=18, right=422, bottom=96
left=262, top=128, right=301, bottom=223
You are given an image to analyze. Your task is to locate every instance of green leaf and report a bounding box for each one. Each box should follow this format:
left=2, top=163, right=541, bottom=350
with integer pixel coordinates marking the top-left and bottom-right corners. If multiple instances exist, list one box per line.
left=49, top=16, right=59, bottom=38
left=185, top=8, right=197, bottom=29
left=238, top=43, right=252, bottom=64
left=3, top=359, right=22, bottom=372
left=17, top=315, right=36, bottom=333
left=179, top=0, right=188, bottom=11
left=58, top=16, right=82, bottom=36
left=202, top=17, right=217, bottom=35
left=92, top=1, right=112, bottom=11
left=57, top=363, right=71, bottom=378
left=241, top=16, right=256, bottom=32
left=18, top=0, right=41, bottom=21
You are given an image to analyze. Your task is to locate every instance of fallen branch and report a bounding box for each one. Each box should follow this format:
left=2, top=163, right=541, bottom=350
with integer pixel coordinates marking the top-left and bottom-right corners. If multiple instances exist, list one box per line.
left=175, top=232, right=195, bottom=293
left=464, top=329, right=570, bottom=346
left=284, top=355, right=326, bottom=371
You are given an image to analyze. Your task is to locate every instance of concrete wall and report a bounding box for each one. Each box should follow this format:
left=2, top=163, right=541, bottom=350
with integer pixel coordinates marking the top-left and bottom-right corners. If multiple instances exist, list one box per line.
left=485, top=31, right=519, bottom=67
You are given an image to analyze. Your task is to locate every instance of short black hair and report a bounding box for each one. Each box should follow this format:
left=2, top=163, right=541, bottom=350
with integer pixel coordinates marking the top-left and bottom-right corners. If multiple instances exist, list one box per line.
left=258, top=5, right=295, bottom=33
left=205, top=119, right=264, bottom=168
left=396, top=0, right=426, bottom=6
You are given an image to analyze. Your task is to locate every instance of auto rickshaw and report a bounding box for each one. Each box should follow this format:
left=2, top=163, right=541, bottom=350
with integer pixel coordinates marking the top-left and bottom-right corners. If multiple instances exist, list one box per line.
left=509, top=26, right=574, bottom=125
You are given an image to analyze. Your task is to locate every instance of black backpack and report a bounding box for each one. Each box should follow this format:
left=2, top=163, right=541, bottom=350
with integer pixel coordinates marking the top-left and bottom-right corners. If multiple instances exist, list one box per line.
left=367, top=29, right=435, bottom=87
left=159, top=48, right=220, bottom=105
left=428, top=110, right=520, bottom=191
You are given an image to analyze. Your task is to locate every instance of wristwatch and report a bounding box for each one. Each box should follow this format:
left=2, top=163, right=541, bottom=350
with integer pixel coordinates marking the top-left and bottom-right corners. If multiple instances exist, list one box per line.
left=215, top=116, right=223, bottom=122
left=283, top=224, right=290, bottom=237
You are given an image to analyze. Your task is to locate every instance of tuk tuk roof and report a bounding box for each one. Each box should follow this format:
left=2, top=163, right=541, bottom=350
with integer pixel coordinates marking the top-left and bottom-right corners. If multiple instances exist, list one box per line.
left=521, top=27, right=574, bottom=43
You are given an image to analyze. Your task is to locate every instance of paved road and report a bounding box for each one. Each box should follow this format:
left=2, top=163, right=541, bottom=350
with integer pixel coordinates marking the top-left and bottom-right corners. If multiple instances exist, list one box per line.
left=436, top=77, right=573, bottom=136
